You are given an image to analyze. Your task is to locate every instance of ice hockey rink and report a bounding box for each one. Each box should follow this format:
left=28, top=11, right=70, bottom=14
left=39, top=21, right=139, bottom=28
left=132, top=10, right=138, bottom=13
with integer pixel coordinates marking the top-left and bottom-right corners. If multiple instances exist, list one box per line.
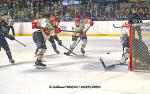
left=0, top=36, right=150, bottom=94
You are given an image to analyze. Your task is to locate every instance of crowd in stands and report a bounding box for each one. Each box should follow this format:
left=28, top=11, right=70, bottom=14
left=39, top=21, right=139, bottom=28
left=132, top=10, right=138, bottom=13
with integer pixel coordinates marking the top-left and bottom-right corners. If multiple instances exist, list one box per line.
left=0, top=0, right=149, bottom=22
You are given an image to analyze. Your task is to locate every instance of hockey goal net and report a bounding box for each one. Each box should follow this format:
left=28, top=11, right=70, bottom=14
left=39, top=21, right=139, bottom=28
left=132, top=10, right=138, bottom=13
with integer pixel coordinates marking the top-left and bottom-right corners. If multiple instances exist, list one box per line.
left=129, top=22, right=150, bottom=71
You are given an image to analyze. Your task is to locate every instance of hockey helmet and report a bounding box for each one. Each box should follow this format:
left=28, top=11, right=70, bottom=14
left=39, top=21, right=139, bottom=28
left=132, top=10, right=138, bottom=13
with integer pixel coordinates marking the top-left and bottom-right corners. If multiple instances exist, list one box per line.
left=50, top=16, right=58, bottom=21
left=88, top=19, right=94, bottom=26
left=74, top=18, right=81, bottom=23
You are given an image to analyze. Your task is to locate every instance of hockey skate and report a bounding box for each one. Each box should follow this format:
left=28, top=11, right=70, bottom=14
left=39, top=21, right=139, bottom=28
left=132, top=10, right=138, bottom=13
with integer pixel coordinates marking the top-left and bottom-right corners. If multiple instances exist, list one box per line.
left=35, top=60, right=46, bottom=69
left=9, top=59, right=15, bottom=64
left=64, top=51, right=71, bottom=56
left=34, top=59, right=46, bottom=66
left=81, top=48, right=85, bottom=55
left=54, top=49, right=60, bottom=54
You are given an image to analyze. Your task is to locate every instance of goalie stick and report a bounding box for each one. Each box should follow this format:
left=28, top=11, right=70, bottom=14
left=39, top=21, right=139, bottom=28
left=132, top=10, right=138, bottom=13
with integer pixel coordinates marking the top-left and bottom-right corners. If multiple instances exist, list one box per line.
left=99, top=57, right=127, bottom=70
left=113, top=22, right=150, bottom=28
left=133, top=22, right=150, bottom=26
left=113, top=24, right=122, bottom=28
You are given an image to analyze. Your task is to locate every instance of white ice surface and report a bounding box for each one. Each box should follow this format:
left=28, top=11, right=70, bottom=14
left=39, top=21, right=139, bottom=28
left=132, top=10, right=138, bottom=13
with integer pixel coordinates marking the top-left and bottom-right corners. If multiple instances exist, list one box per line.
left=0, top=36, right=150, bottom=94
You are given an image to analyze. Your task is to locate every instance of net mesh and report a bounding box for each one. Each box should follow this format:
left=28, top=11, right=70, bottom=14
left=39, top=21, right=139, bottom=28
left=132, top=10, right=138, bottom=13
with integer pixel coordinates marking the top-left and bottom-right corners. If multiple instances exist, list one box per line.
left=130, top=22, right=150, bottom=71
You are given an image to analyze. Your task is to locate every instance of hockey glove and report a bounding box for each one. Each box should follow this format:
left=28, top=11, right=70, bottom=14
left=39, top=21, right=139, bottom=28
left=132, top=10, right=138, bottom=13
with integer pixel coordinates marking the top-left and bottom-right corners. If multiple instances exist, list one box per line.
left=58, top=40, right=62, bottom=46
left=7, top=35, right=15, bottom=40
left=55, top=28, right=61, bottom=34
left=89, top=20, right=94, bottom=26
left=79, top=34, right=86, bottom=38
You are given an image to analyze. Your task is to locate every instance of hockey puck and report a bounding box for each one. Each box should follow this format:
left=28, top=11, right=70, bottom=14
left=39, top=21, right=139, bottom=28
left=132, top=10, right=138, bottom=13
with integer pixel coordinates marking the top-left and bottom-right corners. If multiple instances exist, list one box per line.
left=107, top=52, right=110, bottom=54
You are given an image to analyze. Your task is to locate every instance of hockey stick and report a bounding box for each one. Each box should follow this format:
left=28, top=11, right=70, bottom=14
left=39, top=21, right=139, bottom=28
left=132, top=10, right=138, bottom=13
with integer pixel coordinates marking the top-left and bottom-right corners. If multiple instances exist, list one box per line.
left=99, top=57, right=106, bottom=69
left=74, top=38, right=82, bottom=48
left=61, top=30, right=76, bottom=33
left=15, top=39, right=27, bottom=47
left=133, top=22, right=150, bottom=26
left=69, top=38, right=82, bottom=54
left=104, top=62, right=124, bottom=70
left=113, top=24, right=122, bottom=28
left=61, top=24, right=91, bottom=33
left=99, top=57, right=115, bottom=70
left=61, top=44, right=77, bottom=56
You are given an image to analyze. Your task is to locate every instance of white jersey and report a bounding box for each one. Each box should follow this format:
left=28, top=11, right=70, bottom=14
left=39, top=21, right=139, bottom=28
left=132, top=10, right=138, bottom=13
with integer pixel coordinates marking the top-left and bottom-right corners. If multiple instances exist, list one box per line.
left=34, top=18, right=55, bottom=40
left=82, top=19, right=91, bottom=34
left=74, top=24, right=84, bottom=33
left=72, top=19, right=90, bottom=36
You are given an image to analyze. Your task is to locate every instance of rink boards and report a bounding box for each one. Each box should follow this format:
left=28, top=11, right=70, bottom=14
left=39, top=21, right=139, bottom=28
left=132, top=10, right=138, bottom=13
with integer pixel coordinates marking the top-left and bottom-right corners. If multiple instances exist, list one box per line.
left=12, top=20, right=150, bottom=36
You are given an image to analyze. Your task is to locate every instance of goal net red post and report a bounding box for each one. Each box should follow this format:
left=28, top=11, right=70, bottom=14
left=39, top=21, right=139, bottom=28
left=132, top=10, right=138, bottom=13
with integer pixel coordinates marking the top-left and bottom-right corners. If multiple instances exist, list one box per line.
left=129, top=22, right=150, bottom=71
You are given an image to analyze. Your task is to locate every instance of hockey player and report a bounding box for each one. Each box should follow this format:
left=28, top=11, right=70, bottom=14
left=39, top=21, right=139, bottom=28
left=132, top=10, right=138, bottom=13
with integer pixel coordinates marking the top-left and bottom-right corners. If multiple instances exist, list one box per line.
left=0, top=13, right=15, bottom=64
left=128, top=9, right=143, bottom=40
left=32, top=12, right=62, bottom=69
left=34, top=16, right=62, bottom=56
left=64, top=17, right=94, bottom=55
left=32, top=12, right=50, bottom=69
left=48, top=16, right=62, bottom=54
